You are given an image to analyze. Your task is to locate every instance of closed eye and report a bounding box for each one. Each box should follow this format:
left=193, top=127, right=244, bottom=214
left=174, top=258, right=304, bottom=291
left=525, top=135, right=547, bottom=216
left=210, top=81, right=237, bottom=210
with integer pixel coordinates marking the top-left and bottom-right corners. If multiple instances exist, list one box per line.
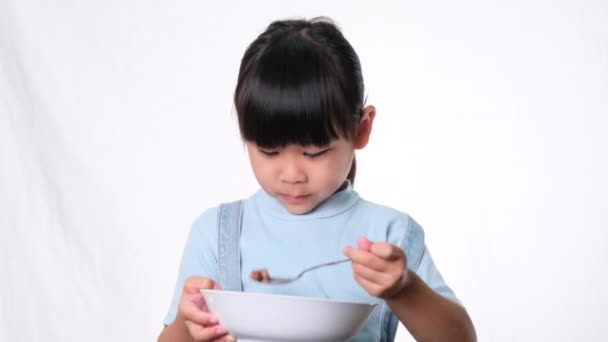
left=259, top=149, right=279, bottom=157
left=304, top=149, right=330, bottom=158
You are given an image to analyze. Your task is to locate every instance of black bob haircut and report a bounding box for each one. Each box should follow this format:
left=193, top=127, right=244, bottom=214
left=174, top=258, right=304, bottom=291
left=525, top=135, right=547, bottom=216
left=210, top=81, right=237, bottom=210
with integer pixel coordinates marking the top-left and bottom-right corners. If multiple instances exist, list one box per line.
left=234, top=17, right=366, bottom=183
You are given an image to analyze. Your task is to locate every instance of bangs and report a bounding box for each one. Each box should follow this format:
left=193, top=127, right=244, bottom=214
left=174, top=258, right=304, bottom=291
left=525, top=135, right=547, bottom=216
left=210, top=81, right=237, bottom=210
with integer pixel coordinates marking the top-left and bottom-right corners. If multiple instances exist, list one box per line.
left=235, top=35, right=357, bottom=148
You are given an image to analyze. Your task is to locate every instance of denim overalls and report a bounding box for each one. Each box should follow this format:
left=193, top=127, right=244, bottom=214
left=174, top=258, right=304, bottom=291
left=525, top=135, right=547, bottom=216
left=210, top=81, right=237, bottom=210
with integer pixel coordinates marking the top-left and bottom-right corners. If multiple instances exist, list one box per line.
left=215, top=200, right=426, bottom=342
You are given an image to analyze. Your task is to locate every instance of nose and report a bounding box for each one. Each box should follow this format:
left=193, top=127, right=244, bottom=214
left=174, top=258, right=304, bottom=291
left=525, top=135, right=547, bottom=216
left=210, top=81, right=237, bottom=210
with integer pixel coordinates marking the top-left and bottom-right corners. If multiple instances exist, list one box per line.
left=280, top=161, right=307, bottom=184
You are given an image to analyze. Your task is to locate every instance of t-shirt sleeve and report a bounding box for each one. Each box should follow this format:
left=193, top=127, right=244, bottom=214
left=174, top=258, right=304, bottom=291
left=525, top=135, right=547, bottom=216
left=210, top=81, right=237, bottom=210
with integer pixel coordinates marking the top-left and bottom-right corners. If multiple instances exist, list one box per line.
left=388, top=214, right=461, bottom=305
left=163, top=207, right=220, bottom=325
left=414, top=245, right=461, bottom=305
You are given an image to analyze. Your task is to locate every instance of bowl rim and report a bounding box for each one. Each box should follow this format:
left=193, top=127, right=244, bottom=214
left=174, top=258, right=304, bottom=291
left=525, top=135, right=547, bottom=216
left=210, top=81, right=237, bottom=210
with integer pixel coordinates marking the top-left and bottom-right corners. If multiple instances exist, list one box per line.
left=200, top=289, right=377, bottom=307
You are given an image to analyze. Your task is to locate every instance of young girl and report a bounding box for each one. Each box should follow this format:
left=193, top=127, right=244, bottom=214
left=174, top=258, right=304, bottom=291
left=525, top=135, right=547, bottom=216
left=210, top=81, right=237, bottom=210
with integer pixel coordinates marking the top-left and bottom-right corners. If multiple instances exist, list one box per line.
left=158, top=17, right=475, bottom=342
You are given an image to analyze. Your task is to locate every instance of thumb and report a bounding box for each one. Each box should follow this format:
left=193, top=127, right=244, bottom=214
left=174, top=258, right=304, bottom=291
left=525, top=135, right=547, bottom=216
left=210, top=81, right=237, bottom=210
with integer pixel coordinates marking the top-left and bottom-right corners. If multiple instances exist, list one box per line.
left=370, top=242, right=404, bottom=260
left=184, top=276, right=217, bottom=294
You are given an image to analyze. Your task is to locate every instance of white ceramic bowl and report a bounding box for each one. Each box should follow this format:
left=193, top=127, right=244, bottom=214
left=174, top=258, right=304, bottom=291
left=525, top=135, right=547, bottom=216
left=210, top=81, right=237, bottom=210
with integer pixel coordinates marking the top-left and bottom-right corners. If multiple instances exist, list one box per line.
left=200, top=289, right=377, bottom=342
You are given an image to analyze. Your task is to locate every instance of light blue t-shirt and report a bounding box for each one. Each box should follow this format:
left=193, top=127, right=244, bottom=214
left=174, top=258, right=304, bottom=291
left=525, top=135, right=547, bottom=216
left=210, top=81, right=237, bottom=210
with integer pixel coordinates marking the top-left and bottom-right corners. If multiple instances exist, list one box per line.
left=164, top=182, right=459, bottom=340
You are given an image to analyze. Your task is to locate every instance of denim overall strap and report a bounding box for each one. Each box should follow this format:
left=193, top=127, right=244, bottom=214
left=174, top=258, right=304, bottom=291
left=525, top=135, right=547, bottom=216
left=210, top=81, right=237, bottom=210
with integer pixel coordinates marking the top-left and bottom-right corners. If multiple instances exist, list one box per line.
left=379, top=216, right=426, bottom=341
left=217, top=200, right=244, bottom=291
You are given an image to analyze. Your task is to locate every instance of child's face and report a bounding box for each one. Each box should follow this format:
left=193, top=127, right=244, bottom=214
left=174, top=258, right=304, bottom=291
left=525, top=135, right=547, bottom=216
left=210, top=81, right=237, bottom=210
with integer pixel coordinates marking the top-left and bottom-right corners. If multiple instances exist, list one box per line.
left=246, top=139, right=355, bottom=215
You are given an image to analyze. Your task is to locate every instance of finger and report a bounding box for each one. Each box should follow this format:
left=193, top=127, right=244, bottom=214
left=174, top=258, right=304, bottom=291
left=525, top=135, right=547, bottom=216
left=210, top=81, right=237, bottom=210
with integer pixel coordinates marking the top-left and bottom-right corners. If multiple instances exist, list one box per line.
left=343, top=246, right=387, bottom=271
left=212, top=334, right=237, bottom=342
left=180, top=301, right=219, bottom=327
left=357, top=237, right=372, bottom=251
left=185, top=320, right=228, bottom=341
left=191, top=293, right=208, bottom=311
left=250, top=270, right=263, bottom=282
left=370, top=242, right=404, bottom=261
left=353, top=261, right=409, bottom=298
left=351, top=262, right=392, bottom=286
left=250, top=269, right=270, bottom=282
left=184, top=276, right=217, bottom=294
left=353, top=267, right=407, bottom=299
left=352, top=272, right=388, bottom=298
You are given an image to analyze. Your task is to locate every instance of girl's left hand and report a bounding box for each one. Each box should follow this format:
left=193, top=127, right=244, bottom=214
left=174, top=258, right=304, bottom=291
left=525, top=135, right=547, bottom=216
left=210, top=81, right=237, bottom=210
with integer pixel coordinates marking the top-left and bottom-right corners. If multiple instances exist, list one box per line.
left=343, top=237, right=410, bottom=299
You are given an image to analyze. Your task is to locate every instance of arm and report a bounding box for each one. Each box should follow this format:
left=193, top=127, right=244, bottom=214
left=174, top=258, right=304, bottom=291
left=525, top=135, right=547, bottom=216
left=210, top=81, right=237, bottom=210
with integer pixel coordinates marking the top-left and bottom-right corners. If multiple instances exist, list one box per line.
left=344, top=237, right=476, bottom=342
left=157, top=276, right=234, bottom=342
left=385, top=270, right=476, bottom=342
left=158, top=315, right=194, bottom=342
left=158, top=313, right=234, bottom=342
left=158, top=208, right=233, bottom=342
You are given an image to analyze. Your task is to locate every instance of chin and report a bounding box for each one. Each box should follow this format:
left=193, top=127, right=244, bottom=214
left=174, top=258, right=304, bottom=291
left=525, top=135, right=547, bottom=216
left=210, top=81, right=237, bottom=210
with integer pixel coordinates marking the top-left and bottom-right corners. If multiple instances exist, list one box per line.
left=282, top=203, right=316, bottom=215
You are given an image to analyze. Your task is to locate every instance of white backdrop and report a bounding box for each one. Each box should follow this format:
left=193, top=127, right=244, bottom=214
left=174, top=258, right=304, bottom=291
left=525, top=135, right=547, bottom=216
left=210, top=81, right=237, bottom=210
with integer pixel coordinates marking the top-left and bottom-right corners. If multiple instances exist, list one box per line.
left=1, top=1, right=607, bottom=341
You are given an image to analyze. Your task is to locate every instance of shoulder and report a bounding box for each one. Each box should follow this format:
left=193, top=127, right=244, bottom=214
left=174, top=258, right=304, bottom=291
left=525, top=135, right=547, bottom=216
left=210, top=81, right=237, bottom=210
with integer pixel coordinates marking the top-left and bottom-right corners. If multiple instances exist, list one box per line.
left=191, top=205, right=220, bottom=231
left=355, top=197, right=425, bottom=249
left=356, top=197, right=421, bottom=231
left=356, top=197, right=407, bottom=219
left=190, top=198, right=248, bottom=235
left=181, top=206, right=219, bottom=254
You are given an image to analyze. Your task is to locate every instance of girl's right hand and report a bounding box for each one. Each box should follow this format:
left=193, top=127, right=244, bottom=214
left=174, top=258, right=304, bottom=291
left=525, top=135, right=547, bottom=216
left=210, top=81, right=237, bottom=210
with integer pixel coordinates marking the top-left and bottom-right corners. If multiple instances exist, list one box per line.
left=178, top=276, right=235, bottom=342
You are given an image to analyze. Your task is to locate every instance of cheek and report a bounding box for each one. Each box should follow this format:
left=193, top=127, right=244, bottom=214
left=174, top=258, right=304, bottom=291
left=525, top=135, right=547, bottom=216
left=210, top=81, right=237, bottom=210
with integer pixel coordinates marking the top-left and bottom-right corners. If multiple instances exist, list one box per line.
left=249, top=154, right=270, bottom=178
left=253, top=159, right=272, bottom=175
left=333, top=150, right=355, bottom=175
left=317, top=157, right=351, bottom=183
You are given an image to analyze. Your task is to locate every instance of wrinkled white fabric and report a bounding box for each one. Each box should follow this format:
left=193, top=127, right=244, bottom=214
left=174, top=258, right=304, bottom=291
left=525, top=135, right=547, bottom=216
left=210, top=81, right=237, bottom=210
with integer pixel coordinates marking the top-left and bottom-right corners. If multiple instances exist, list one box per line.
left=2, top=1, right=607, bottom=342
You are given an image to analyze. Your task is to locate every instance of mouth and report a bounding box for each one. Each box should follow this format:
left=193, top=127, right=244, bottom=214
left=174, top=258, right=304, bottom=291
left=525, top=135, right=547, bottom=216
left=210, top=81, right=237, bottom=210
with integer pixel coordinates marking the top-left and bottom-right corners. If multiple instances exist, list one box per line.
left=279, top=193, right=311, bottom=204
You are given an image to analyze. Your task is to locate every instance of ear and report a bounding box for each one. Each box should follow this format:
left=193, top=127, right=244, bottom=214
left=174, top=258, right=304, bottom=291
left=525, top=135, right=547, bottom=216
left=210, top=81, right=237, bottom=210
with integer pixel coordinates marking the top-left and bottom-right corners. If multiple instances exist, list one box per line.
left=354, top=105, right=376, bottom=149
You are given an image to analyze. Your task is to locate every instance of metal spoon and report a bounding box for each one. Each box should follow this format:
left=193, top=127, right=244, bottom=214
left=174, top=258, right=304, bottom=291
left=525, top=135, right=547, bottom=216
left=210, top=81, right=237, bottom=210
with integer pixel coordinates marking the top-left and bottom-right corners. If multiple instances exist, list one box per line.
left=251, top=258, right=351, bottom=285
